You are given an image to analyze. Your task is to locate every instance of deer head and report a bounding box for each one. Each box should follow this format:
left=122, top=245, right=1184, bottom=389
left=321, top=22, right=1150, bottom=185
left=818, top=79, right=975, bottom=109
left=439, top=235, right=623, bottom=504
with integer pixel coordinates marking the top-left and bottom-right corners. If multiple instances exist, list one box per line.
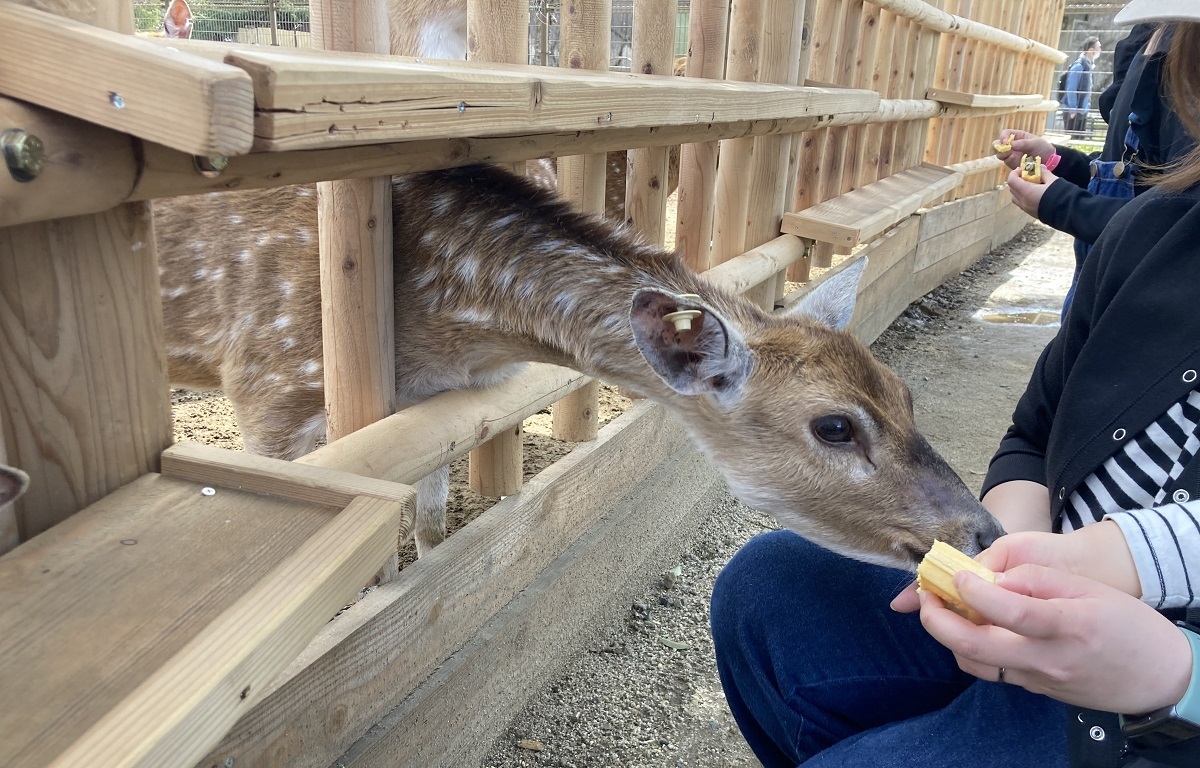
left=630, top=260, right=1003, bottom=570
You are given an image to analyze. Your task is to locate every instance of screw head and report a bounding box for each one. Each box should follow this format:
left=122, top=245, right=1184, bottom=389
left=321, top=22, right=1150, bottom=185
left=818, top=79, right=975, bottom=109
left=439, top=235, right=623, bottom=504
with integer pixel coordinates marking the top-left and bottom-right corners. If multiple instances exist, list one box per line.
left=201, top=486, right=217, bottom=497
left=193, top=155, right=229, bottom=178
left=109, top=92, right=125, bottom=109
left=1, top=129, right=46, bottom=182
left=225, top=758, right=235, bottom=768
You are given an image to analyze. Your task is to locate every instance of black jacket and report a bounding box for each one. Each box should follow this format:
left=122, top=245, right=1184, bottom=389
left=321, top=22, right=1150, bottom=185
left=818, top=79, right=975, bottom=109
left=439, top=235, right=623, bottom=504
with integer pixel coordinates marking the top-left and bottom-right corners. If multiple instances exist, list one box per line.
left=1037, top=27, right=1193, bottom=245
left=984, top=182, right=1200, bottom=517
left=986, top=183, right=1200, bottom=768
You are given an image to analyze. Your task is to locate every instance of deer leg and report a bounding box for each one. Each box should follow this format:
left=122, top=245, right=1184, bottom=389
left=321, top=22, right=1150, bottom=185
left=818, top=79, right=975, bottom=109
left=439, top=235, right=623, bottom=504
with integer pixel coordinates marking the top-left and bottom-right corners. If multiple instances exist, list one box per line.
left=414, top=465, right=450, bottom=557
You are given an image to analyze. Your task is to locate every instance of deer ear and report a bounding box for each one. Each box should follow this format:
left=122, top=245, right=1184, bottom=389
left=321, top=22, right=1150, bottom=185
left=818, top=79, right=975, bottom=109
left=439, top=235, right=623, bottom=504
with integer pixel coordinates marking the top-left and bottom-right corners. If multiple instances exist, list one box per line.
left=0, top=465, right=29, bottom=507
left=786, top=256, right=867, bottom=330
left=629, top=289, right=753, bottom=402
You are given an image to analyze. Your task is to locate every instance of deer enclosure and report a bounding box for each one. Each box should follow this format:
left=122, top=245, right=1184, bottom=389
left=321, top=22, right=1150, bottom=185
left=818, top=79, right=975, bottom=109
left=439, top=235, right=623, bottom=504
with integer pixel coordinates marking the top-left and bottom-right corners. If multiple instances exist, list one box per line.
left=0, top=0, right=1066, bottom=766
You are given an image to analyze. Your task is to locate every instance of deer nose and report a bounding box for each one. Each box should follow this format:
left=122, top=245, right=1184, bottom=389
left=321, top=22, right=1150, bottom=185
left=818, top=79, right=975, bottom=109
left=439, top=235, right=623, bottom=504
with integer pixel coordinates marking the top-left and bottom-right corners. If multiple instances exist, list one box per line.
left=975, top=520, right=1005, bottom=552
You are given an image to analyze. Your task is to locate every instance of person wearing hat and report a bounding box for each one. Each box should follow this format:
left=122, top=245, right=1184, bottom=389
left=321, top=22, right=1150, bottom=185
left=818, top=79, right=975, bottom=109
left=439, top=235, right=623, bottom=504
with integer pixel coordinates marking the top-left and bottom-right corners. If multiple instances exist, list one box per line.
left=710, top=2, right=1200, bottom=766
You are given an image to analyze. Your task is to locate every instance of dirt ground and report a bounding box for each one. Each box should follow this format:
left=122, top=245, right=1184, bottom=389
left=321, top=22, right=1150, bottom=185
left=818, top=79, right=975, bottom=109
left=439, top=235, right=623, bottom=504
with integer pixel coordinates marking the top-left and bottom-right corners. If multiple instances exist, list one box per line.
left=170, top=216, right=1074, bottom=767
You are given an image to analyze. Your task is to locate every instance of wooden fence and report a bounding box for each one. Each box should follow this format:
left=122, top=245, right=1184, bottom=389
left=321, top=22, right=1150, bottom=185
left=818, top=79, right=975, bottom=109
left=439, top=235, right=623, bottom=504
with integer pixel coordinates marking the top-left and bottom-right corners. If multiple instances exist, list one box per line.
left=0, top=0, right=1063, bottom=766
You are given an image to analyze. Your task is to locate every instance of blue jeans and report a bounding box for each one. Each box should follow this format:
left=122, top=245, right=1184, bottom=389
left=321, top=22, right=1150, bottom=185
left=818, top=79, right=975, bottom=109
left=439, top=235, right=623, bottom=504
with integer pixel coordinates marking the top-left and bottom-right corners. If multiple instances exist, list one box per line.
left=710, top=531, right=1068, bottom=767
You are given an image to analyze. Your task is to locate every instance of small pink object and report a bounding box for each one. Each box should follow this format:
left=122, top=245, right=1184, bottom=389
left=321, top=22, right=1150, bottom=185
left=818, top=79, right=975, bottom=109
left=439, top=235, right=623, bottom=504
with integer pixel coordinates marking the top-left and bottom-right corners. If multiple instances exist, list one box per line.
left=1044, top=153, right=1062, bottom=172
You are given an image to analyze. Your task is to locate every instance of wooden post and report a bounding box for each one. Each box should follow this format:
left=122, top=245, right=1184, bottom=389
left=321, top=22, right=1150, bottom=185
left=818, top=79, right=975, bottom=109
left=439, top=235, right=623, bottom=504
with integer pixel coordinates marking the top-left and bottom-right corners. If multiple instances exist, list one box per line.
left=623, top=0, right=677, bottom=247
left=0, top=0, right=171, bottom=542
left=310, top=0, right=398, bottom=574
left=551, top=0, right=610, bottom=444
left=467, top=0, right=530, bottom=495
left=741, top=0, right=806, bottom=309
left=674, top=0, right=729, bottom=272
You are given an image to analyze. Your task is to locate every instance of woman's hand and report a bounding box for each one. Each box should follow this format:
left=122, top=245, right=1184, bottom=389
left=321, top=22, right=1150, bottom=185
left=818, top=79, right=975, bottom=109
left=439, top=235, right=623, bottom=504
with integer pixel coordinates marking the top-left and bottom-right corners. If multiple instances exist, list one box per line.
left=918, top=565, right=1192, bottom=715
left=1007, top=166, right=1059, bottom=218
left=976, top=521, right=1142, bottom=597
left=994, top=129, right=1056, bottom=170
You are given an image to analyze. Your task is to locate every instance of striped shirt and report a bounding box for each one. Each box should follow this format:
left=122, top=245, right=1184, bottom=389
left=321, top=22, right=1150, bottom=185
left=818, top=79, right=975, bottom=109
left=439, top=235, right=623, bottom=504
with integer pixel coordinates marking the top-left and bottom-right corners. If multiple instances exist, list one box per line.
left=1060, top=390, right=1200, bottom=610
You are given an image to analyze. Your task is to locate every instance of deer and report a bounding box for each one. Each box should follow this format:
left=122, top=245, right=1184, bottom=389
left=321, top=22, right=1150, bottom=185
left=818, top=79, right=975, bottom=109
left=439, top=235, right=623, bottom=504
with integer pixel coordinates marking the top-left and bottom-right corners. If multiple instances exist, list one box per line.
left=154, top=164, right=1004, bottom=571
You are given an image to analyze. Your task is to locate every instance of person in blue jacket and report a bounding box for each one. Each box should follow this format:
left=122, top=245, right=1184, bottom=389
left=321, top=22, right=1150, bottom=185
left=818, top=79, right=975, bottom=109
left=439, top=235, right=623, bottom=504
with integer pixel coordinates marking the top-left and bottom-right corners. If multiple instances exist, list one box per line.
left=1063, top=37, right=1101, bottom=134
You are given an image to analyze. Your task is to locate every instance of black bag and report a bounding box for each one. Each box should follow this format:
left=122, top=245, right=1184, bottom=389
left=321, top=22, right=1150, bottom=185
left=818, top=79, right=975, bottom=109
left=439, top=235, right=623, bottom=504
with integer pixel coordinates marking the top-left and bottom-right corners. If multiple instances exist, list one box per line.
left=1058, top=68, right=1071, bottom=103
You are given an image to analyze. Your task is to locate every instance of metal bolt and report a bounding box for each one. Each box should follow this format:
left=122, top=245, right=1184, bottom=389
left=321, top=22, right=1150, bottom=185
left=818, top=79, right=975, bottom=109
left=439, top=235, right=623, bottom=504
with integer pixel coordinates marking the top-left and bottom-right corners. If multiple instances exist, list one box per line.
left=1, top=129, right=46, bottom=182
left=1089, top=726, right=1106, bottom=741
left=458, top=101, right=466, bottom=113
left=201, top=486, right=217, bottom=497
left=225, top=758, right=235, bottom=768
left=109, top=92, right=126, bottom=109
left=193, top=154, right=229, bottom=179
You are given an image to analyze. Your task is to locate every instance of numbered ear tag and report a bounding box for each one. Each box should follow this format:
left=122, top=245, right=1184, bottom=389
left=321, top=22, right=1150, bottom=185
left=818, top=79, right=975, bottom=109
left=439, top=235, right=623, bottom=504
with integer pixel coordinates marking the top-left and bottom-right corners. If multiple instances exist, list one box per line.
left=1114, top=161, right=1127, bottom=178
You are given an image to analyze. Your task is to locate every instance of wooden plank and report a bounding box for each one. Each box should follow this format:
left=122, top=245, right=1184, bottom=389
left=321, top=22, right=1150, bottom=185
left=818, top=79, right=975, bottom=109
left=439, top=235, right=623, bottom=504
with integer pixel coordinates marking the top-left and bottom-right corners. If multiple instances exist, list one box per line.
left=198, top=403, right=690, bottom=768
left=917, top=184, right=1000, bottom=239
left=46, top=494, right=408, bottom=768
left=704, top=235, right=807, bottom=294
left=924, top=88, right=1044, bottom=109
left=674, top=0, right=730, bottom=270
left=0, top=474, right=338, bottom=767
left=914, top=210, right=995, bottom=272
left=160, top=442, right=417, bottom=508
left=550, top=0, right=610, bottom=444
left=342, top=442, right=720, bottom=767
left=780, top=163, right=962, bottom=248
left=0, top=203, right=173, bottom=540
left=0, top=2, right=254, bottom=156
left=867, top=0, right=1065, bottom=61
left=216, top=47, right=878, bottom=150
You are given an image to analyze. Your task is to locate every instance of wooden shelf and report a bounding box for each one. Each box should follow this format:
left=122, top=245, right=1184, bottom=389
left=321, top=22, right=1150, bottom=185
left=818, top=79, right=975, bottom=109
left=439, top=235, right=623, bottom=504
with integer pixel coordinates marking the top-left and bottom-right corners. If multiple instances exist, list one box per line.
left=925, top=88, right=1046, bottom=109
left=781, top=163, right=964, bottom=251
left=0, top=445, right=414, bottom=768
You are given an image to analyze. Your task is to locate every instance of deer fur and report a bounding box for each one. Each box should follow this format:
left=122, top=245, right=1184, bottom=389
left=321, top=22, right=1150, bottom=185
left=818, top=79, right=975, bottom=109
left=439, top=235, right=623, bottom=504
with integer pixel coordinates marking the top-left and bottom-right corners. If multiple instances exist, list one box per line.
left=155, top=165, right=1002, bottom=570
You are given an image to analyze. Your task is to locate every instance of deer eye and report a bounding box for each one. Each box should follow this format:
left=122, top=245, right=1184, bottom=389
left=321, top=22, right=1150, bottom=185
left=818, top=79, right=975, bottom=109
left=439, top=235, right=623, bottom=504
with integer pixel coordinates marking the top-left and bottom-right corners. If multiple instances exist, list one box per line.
left=812, top=415, right=854, bottom=444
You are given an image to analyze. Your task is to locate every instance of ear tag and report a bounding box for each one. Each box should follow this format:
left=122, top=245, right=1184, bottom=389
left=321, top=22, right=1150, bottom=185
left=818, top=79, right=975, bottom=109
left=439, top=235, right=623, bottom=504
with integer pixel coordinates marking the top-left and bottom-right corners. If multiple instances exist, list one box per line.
left=663, top=309, right=702, bottom=332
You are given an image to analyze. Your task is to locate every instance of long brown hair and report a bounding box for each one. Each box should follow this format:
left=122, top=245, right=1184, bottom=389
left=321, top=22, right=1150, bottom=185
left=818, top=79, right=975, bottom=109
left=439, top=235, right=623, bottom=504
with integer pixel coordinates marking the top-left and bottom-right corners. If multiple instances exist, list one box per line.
left=1155, top=22, right=1200, bottom=191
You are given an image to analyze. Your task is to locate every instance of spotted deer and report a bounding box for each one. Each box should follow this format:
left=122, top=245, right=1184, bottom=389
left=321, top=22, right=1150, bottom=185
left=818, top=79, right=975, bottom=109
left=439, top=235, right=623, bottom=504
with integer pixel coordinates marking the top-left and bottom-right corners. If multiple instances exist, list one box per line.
left=155, top=165, right=1002, bottom=570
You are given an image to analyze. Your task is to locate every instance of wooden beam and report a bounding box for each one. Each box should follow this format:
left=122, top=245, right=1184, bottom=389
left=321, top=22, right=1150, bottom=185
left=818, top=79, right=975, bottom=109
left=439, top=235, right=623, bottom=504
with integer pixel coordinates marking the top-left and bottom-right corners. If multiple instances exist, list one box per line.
left=0, top=474, right=336, bottom=766
left=44, top=493, right=408, bottom=768
left=925, top=88, right=1044, bottom=108
left=161, top=442, right=416, bottom=509
left=210, top=46, right=878, bottom=150
left=465, top=0, right=530, bottom=498
left=0, top=2, right=255, bottom=156
left=866, top=0, right=1065, bottom=61
left=551, top=0, right=610, bottom=445
left=781, top=162, right=963, bottom=248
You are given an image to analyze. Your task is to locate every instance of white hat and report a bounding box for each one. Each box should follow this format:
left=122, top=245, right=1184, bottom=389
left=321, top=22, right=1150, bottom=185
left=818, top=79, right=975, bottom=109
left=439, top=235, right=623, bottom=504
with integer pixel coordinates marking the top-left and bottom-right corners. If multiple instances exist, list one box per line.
left=1115, top=0, right=1200, bottom=24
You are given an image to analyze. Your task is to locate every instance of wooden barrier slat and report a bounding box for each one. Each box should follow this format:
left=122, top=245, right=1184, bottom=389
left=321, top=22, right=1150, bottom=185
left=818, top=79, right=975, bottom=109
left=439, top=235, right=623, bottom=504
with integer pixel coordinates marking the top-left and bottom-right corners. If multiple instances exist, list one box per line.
left=45, top=494, right=407, bottom=768
left=161, top=442, right=416, bottom=508
left=0, top=475, right=339, bottom=766
left=0, top=3, right=254, bottom=156
left=866, top=0, right=1065, bottom=61
left=781, top=162, right=962, bottom=248
left=220, top=48, right=878, bottom=151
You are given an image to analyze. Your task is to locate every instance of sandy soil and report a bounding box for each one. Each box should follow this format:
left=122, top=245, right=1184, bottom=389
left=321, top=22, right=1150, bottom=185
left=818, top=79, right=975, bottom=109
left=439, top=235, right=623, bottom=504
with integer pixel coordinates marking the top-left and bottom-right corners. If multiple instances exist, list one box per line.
left=170, top=212, right=1074, bottom=767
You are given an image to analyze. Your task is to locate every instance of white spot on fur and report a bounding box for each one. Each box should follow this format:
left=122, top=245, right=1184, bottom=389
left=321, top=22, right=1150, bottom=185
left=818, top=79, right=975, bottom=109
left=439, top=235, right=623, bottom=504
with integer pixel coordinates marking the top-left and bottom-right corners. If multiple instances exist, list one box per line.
left=280, top=280, right=294, bottom=297
left=209, top=267, right=225, bottom=281
left=296, top=187, right=314, bottom=198
left=229, top=215, right=244, bottom=225
left=455, top=257, right=478, bottom=283
left=273, top=315, right=292, bottom=330
left=299, top=230, right=313, bottom=244
left=194, top=268, right=209, bottom=280
left=236, top=249, right=251, bottom=262
left=188, top=241, right=205, bottom=253
left=256, top=234, right=270, bottom=246
left=301, top=360, right=321, bottom=376
left=418, top=16, right=467, bottom=60
left=282, top=337, right=296, bottom=350
left=452, top=308, right=490, bottom=325
left=165, top=286, right=187, bottom=300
